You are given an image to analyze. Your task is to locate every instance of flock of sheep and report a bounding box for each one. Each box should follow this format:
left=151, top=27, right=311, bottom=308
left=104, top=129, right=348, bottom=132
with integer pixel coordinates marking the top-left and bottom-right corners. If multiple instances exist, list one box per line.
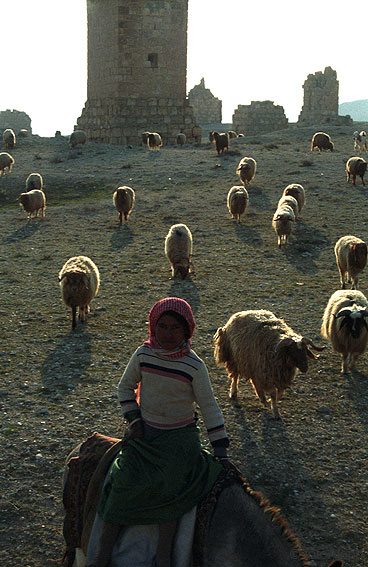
left=3, top=123, right=368, bottom=419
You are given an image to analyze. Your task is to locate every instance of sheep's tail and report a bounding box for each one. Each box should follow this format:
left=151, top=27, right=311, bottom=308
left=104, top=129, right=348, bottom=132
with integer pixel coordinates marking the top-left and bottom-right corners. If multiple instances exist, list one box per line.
left=213, top=326, right=231, bottom=364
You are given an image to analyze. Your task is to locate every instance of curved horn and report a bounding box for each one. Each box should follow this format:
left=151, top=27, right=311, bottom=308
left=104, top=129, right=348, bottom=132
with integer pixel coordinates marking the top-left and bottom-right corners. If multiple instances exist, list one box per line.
left=301, top=337, right=326, bottom=351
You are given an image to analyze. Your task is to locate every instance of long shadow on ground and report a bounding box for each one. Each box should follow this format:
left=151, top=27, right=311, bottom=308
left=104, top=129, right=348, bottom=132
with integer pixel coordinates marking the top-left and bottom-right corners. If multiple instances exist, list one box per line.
left=284, top=220, right=330, bottom=274
left=110, top=224, right=134, bottom=251
left=3, top=220, right=40, bottom=243
left=168, top=277, right=200, bottom=315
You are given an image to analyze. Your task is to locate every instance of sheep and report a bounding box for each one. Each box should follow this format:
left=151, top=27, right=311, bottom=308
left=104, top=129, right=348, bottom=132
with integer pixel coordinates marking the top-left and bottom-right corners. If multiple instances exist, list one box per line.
left=321, top=289, right=368, bottom=374
left=227, top=186, right=249, bottom=223
left=346, top=156, right=367, bottom=186
left=272, top=205, right=295, bottom=248
left=69, top=130, right=87, bottom=149
left=147, top=132, right=162, bottom=151
left=141, top=131, right=151, bottom=145
left=214, top=309, right=325, bottom=418
left=282, top=183, right=305, bottom=213
left=277, top=195, right=299, bottom=218
left=58, top=255, right=100, bottom=330
left=311, top=131, right=334, bottom=152
left=164, top=223, right=192, bottom=279
left=334, top=235, right=367, bottom=290
left=113, top=186, right=135, bottom=223
left=211, top=131, right=229, bottom=154
left=18, top=129, right=29, bottom=137
left=17, top=189, right=46, bottom=218
left=353, top=130, right=367, bottom=153
left=3, top=128, right=16, bottom=149
left=176, top=133, right=186, bottom=146
left=228, top=130, right=238, bottom=139
left=0, top=152, right=14, bottom=175
left=25, top=172, right=43, bottom=192
left=236, top=157, right=257, bottom=187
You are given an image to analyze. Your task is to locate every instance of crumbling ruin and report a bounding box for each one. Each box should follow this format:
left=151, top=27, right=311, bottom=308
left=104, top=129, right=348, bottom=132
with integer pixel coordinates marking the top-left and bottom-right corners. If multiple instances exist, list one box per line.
left=0, top=109, right=32, bottom=134
left=188, top=78, right=222, bottom=124
left=232, top=101, right=288, bottom=135
left=77, top=0, right=199, bottom=145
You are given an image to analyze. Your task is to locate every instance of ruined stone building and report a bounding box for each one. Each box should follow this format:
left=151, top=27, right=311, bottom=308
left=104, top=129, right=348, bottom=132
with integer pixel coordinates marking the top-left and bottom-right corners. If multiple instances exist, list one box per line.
left=0, top=110, right=32, bottom=134
left=188, top=78, right=222, bottom=124
left=77, top=0, right=199, bottom=145
left=232, top=101, right=288, bottom=135
left=298, top=66, right=339, bottom=124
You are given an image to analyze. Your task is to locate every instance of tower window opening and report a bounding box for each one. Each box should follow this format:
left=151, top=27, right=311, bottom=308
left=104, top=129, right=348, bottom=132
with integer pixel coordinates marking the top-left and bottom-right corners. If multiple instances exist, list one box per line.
left=148, top=53, right=158, bottom=68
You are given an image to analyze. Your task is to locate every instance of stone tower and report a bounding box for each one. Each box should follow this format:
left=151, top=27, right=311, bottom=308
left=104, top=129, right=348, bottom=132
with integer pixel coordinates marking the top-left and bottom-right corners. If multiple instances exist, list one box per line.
left=77, top=0, right=199, bottom=145
left=188, top=78, right=222, bottom=124
left=298, top=66, right=339, bottom=124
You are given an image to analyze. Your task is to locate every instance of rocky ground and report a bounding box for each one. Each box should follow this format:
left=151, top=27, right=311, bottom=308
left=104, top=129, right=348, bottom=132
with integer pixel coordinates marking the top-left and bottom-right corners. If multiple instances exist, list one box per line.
left=1, top=123, right=368, bottom=566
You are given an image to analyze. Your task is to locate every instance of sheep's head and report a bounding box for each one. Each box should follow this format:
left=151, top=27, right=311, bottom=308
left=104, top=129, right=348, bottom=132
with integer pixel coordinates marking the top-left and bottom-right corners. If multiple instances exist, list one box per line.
left=59, top=269, right=89, bottom=291
left=335, top=307, right=368, bottom=339
left=274, top=337, right=325, bottom=372
left=350, top=241, right=368, bottom=270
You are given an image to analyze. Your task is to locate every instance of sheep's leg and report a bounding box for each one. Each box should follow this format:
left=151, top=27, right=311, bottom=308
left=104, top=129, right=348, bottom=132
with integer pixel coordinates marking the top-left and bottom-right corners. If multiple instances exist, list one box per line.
left=250, top=380, right=268, bottom=407
left=337, top=265, right=345, bottom=289
left=361, top=175, right=365, bottom=186
left=119, top=212, right=122, bottom=224
left=349, top=353, right=359, bottom=370
left=341, top=354, right=349, bottom=374
left=72, top=306, right=77, bottom=329
left=270, top=393, right=281, bottom=420
left=229, top=374, right=239, bottom=399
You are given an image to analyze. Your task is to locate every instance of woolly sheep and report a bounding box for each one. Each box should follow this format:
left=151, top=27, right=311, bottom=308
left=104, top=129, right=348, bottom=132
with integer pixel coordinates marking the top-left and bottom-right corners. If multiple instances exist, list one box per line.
left=214, top=310, right=325, bottom=418
left=321, top=289, right=368, bottom=374
left=277, top=195, right=299, bottom=218
left=346, top=156, right=367, bottom=186
left=353, top=130, right=367, bottom=154
left=18, top=189, right=46, bottom=218
left=211, top=131, right=229, bottom=155
left=3, top=128, right=16, bottom=149
left=69, top=130, right=87, bottom=149
left=141, top=131, right=151, bottom=145
left=176, top=133, right=186, bottom=146
left=282, top=184, right=305, bottom=213
left=334, top=235, right=367, bottom=290
left=58, top=255, right=100, bottom=330
left=228, top=131, right=238, bottom=139
left=272, top=205, right=295, bottom=248
left=0, top=152, right=14, bottom=175
left=311, top=131, right=334, bottom=152
left=164, top=223, right=192, bottom=279
left=18, top=129, right=29, bottom=137
left=227, top=186, right=249, bottom=223
left=26, top=172, right=43, bottom=192
left=147, top=132, right=162, bottom=151
left=113, top=186, right=135, bottom=223
left=236, top=157, right=257, bottom=186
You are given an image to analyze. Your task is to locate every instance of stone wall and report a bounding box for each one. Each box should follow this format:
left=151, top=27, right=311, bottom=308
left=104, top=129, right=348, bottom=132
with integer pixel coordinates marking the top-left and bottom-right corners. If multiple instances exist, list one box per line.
left=78, top=0, right=199, bottom=145
left=232, top=101, right=288, bottom=135
left=0, top=109, right=32, bottom=134
left=298, top=66, right=340, bottom=124
left=188, top=78, right=222, bottom=124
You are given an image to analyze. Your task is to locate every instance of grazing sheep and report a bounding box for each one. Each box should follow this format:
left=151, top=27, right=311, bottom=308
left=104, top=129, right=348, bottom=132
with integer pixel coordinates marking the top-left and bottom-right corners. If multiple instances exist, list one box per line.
left=2, top=128, right=16, bottom=149
left=18, top=129, right=29, bottom=137
left=176, top=133, right=186, bottom=146
left=141, top=131, right=151, bottom=145
left=214, top=310, right=325, bottom=418
left=353, top=130, right=367, bottom=153
left=236, top=157, right=257, bottom=186
left=227, top=186, right=249, bottom=223
left=334, top=235, right=367, bottom=290
left=0, top=152, right=14, bottom=175
left=25, top=172, right=43, bottom=192
left=321, top=289, right=368, bottom=374
left=113, top=186, right=135, bottom=223
left=277, top=195, right=299, bottom=218
left=272, top=205, right=295, bottom=248
left=211, top=131, right=229, bottom=154
left=282, top=184, right=305, bottom=213
left=18, top=189, right=46, bottom=218
left=69, top=130, right=87, bottom=149
left=164, top=223, right=192, bottom=279
left=237, top=133, right=245, bottom=138
left=228, top=130, right=238, bottom=139
left=311, top=131, right=334, bottom=152
left=346, top=156, right=367, bottom=186
left=59, top=256, right=100, bottom=330
left=147, top=132, right=162, bottom=151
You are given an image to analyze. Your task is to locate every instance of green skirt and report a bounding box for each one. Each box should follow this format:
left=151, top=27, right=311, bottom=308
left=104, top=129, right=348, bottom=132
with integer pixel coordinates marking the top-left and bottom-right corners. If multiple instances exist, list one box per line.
left=98, top=426, right=222, bottom=525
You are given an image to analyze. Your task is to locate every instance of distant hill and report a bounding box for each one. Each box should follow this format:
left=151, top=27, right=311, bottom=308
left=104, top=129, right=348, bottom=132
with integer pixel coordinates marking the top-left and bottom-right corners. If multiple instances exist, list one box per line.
left=339, top=99, right=368, bottom=122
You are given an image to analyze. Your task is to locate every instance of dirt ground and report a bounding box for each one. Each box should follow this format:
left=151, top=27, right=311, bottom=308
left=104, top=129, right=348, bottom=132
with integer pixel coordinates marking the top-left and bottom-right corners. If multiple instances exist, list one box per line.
left=1, top=123, right=368, bottom=566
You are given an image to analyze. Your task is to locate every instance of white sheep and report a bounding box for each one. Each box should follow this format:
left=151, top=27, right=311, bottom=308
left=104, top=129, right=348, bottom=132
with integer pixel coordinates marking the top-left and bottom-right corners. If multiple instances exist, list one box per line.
left=236, top=157, right=257, bottom=186
left=58, top=256, right=100, bottom=330
left=334, top=235, right=367, bottom=290
left=141, top=131, right=151, bottom=145
left=3, top=128, right=16, bottom=149
left=214, top=310, right=325, bottom=418
left=227, top=186, right=249, bottom=223
left=18, top=189, right=46, bottom=218
left=18, top=129, right=29, bottom=137
left=0, top=152, right=14, bottom=175
left=272, top=205, right=295, bottom=248
left=176, top=133, right=186, bottom=146
left=26, top=173, right=43, bottom=192
left=277, top=195, right=299, bottom=218
left=346, top=156, right=367, bottom=186
left=69, top=130, right=87, bottom=149
left=321, top=289, right=368, bottom=374
left=147, top=132, right=162, bottom=151
left=282, top=184, right=305, bottom=213
left=113, top=186, right=135, bottom=223
left=353, top=130, right=367, bottom=154
left=164, top=223, right=192, bottom=279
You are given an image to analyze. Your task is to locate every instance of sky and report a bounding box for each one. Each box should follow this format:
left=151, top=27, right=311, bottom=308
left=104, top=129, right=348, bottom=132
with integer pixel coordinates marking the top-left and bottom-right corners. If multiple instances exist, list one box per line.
left=3, top=0, right=367, bottom=136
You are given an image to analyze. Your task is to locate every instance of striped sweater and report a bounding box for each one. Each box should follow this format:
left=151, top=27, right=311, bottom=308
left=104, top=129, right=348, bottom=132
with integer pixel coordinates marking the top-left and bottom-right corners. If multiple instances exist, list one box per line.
left=118, top=345, right=228, bottom=446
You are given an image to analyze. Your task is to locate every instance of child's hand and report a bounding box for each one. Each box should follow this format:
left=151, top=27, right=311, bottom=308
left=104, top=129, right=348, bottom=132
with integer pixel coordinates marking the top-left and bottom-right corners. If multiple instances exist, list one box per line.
left=124, top=420, right=144, bottom=441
